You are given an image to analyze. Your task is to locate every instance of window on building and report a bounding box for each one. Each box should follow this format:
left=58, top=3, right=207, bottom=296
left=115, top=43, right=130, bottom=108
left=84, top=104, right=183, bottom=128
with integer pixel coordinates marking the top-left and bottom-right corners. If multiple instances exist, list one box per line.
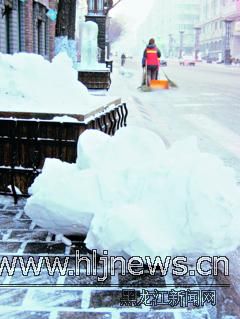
left=18, top=0, right=24, bottom=51
left=33, top=2, right=47, bottom=57
left=4, top=6, right=11, bottom=53
left=88, top=0, right=104, bottom=13
left=37, top=20, right=42, bottom=55
left=45, top=19, right=49, bottom=57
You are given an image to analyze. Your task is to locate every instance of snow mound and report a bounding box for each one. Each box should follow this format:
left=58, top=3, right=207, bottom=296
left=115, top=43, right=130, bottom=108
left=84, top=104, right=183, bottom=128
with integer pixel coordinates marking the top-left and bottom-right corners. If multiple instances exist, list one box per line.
left=25, top=127, right=240, bottom=256
left=0, top=52, right=93, bottom=114
left=25, top=158, right=103, bottom=236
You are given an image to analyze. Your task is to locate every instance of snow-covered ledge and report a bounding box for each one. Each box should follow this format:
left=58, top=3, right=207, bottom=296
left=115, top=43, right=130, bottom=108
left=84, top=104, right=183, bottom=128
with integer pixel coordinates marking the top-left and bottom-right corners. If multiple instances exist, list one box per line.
left=0, top=52, right=128, bottom=202
left=0, top=52, right=115, bottom=118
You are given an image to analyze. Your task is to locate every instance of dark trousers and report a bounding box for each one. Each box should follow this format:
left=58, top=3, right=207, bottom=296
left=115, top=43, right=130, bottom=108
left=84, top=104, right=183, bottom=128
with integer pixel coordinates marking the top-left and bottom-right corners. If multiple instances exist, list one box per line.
left=121, top=58, right=126, bottom=66
left=147, top=65, right=159, bottom=86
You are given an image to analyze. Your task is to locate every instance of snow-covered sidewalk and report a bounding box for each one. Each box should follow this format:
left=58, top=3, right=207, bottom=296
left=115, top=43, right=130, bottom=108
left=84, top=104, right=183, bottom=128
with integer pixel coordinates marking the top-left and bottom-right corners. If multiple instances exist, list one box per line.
left=0, top=195, right=239, bottom=319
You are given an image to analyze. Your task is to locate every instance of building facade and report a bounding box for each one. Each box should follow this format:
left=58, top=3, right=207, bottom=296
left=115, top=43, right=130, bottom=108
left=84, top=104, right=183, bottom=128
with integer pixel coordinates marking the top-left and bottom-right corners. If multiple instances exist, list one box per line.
left=0, top=0, right=57, bottom=60
left=85, top=0, right=112, bottom=62
left=171, top=0, right=200, bottom=57
left=199, top=0, right=240, bottom=61
left=143, top=0, right=200, bottom=57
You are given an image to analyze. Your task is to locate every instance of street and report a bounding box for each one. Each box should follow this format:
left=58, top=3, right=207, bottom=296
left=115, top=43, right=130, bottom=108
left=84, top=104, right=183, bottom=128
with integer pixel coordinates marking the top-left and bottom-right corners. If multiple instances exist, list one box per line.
left=110, top=59, right=240, bottom=180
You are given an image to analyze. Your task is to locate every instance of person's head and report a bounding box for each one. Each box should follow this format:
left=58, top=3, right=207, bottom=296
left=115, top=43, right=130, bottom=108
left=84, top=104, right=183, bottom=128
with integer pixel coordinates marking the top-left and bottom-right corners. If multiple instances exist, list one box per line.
left=149, top=38, right=155, bottom=45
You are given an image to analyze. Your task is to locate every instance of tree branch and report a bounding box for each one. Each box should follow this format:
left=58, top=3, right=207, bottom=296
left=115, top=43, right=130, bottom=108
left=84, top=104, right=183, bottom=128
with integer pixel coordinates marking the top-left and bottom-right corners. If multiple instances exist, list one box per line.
left=106, top=0, right=123, bottom=15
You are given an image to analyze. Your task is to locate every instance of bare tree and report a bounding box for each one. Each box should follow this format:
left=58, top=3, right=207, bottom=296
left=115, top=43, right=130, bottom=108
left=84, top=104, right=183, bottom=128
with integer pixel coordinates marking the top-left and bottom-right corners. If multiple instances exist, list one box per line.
left=56, top=0, right=77, bottom=39
left=108, top=18, right=123, bottom=43
left=105, top=0, right=123, bottom=15
left=55, top=0, right=122, bottom=40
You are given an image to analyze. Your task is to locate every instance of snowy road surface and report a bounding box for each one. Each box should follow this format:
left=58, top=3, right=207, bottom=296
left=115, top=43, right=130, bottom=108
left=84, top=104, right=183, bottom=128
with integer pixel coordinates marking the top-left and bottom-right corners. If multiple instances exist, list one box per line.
left=109, top=59, right=240, bottom=180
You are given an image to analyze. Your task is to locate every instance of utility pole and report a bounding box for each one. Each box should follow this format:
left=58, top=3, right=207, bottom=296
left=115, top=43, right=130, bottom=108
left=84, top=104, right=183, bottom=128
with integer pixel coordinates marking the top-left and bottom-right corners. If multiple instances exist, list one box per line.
left=224, top=19, right=232, bottom=65
left=179, top=31, right=184, bottom=59
left=194, top=27, right=201, bottom=60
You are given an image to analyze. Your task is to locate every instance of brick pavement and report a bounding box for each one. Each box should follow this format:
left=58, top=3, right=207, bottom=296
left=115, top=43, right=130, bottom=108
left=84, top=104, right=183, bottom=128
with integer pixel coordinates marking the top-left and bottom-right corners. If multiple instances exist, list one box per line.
left=0, top=195, right=239, bottom=319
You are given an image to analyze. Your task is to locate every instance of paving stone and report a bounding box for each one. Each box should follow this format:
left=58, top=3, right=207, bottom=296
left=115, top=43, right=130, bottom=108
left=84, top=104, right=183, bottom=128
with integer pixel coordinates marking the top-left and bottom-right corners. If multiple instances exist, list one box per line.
left=120, top=313, right=174, bottom=319
left=30, top=289, right=82, bottom=309
left=215, top=283, right=240, bottom=317
left=0, top=210, right=18, bottom=216
left=18, top=212, right=32, bottom=220
left=64, top=272, right=111, bottom=286
left=70, top=242, right=91, bottom=255
left=0, top=197, right=238, bottom=318
left=196, top=269, right=240, bottom=317
left=0, top=271, right=7, bottom=284
left=181, top=310, right=209, bottom=318
left=57, top=312, right=111, bottom=319
left=195, top=273, right=215, bottom=287
left=119, top=272, right=166, bottom=288
left=0, top=230, right=8, bottom=240
left=6, top=204, right=24, bottom=210
left=0, top=218, right=31, bottom=230
left=24, top=243, right=66, bottom=254
left=172, top=274, right=197, bottom=287
left=9, top=230, right=49, bottom=241
left=90, top=290, right=137, bottom=309
left=0, top=311, right=50, bottom=319
left=0, top=242, right=22, bottom=253
left=9, top=270, right=59, bottom=285
left=0, top=288, right=27, bottom=306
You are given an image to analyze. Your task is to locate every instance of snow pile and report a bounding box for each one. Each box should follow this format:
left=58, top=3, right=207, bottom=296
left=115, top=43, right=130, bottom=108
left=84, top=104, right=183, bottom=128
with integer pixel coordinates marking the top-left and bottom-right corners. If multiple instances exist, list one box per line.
left=0, top=52, right=112, bottom=115
left=25, top=127, right=240, bottom=256
left=55, top=36, right=78, bottom=68
left=26, top=159, right=103, bottom=236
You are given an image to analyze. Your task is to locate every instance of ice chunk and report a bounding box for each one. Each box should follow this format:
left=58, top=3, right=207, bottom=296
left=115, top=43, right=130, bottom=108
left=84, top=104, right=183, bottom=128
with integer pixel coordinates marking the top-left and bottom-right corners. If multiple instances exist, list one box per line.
left=25, top=128, right=240, bottom=257
left=25, top=158, right=103, bottom=236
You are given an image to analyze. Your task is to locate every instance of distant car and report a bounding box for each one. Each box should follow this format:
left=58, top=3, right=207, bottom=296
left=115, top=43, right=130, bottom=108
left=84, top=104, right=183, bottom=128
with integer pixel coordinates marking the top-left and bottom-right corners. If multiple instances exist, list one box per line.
left=206, top=58, right=213, bottom=63
left=160, top=58, right=167, bottom=66
left=179, top=56, right=195, bottom=66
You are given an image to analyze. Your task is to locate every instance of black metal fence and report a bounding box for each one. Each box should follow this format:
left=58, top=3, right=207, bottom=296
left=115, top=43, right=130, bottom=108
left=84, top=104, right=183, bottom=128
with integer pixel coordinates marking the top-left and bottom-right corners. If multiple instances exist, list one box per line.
left=0, top=103, right=128, bottom=203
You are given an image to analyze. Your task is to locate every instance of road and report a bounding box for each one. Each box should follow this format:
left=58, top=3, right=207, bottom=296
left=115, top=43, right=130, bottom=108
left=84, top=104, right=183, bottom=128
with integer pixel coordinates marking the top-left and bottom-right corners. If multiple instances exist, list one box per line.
left=109, top=59, right=240, bottom=180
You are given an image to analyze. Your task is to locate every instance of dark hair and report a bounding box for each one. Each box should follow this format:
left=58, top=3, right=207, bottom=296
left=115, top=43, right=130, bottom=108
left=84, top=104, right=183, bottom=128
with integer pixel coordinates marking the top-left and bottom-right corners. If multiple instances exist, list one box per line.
left=149, top=38, right=155, bottom=45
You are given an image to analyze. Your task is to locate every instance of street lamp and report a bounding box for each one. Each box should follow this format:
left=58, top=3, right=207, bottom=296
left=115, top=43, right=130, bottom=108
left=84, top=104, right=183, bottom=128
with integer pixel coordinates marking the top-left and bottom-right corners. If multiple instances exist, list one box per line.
left=179, top=31, right=184, bottom=59
left=194, top=27, right=201, bottom=61
left=168, top=33, right=173, bottom=58
left=224, top=19, right=232, bottom=65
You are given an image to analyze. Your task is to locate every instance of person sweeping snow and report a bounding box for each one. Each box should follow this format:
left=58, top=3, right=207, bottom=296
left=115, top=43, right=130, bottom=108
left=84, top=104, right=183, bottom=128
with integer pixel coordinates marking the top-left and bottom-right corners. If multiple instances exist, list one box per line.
left=142, top=38, right=161, bottom=86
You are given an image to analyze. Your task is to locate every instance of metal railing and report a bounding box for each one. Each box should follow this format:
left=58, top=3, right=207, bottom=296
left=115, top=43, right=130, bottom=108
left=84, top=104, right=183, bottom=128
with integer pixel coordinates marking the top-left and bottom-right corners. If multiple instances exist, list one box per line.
left=0, top=103, right=128, bottom=203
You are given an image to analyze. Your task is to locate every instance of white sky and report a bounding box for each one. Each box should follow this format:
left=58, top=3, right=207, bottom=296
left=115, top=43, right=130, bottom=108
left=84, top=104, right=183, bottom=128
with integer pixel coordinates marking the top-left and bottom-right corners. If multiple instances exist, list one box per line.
left=109, top=0, right=157, bottom=56
left=110, top=0, right=155, bottom=24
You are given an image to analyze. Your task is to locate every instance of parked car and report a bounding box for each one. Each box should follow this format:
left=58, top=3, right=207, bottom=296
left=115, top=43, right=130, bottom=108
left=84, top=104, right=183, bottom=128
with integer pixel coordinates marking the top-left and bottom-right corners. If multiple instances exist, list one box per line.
left=206, top=58, right=213, bottom=63
left=179, top=56, right=195, bottom=66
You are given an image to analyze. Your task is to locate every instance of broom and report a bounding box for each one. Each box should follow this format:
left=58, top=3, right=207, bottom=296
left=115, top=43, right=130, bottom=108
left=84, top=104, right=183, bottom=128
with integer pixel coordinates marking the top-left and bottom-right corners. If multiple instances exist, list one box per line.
left=138, top=64, right=152, bottom=92
left=161, top=69, right=178, bottom=88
